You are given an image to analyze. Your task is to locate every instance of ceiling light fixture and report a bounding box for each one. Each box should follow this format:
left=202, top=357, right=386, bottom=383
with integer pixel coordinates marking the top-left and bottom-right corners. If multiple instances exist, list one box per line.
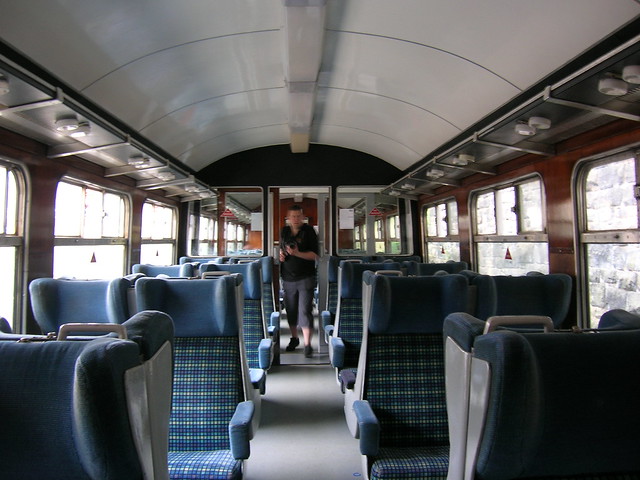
left=55, top=115, right=80, bottom=132
left=156, top=171, right=175, bottom=181
left=515, top=121, right=536, bottom=136
left=388, top=190, right=401, bottom=196
left=622, top=65, right=640, bottom=84
left=426, top=167, right=445, bottom=179
left=400, top=183, right=415, bottom=190
left=528, top=116, right=551, bottom=130
left=0, top=74, right=9, bottom=95
left=68, top=121, right=91, bottom=138
left=598, top=76, right=628, bottom=96
left=452, top=153, right=475, bottom=166
left=128, top=155, right=150, bottom=168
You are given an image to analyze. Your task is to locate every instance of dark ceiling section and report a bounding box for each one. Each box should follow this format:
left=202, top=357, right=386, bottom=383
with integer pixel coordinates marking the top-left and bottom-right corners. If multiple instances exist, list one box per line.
left=199, top=144, right=401, bottom=188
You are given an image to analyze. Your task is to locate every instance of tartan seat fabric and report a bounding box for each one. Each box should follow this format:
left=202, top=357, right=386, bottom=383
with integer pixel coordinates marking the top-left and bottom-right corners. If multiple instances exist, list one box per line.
left=348, top=273, right=469, bottom=479
left=135, top=276, right=256, bottom=480
left=369, top=446, right=450, bottom=480
left=328, top=262, right=401, bottom=387
left=168, top=337, right=246, bottom=480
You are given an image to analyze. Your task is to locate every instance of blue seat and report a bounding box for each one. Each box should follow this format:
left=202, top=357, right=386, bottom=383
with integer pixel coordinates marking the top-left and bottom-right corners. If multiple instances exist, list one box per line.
left=200, top=261, right=275, bottom=378
left=598, top=308, right=640, bottom=329
left=320, top=257, right=363, bottom=334
left=327, top=262, right=401, bottom=391
left=403, top=261, right=468, bottom=276
left=135, top=275, right=257, bottom=480
left=29, top=277, right=130, bottom=333
left=347, top=273, right=469, bottom=479
left=132, top=263, right=195, bottom=277
left=0, top=311, right=174, bottom=480
left=473, top=273, right=572, bottom=326
left=463, top=325, right=640, bottom=480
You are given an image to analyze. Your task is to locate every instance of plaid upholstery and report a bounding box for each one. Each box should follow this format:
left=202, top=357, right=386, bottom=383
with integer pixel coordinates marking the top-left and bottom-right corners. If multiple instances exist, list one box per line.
left=525, top=476, right=640, bottom=480
left=243, top=299, right=265, bottom=369
left=337, top=298, right=364, bottom=368
left=168, top=450, right=242, bottom=480
left=169, top=337, right=244, bottom=452
left=369, top=446, right=449, bottom=480
left=327, top=282, right=338, bottom=314
left=262, top=284, right=274, bottom=317
left=365, top=334, right=448, bottom=447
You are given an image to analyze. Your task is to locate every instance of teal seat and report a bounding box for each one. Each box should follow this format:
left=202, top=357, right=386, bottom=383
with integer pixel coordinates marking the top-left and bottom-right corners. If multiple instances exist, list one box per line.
left=135, top=276, right=257, bottom=480
left=348, top=273, right=469, bottom=479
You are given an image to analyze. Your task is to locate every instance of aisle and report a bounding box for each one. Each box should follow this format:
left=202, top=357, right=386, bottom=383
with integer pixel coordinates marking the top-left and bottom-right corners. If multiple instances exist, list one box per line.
left=243, top=363, right=363, bottom=480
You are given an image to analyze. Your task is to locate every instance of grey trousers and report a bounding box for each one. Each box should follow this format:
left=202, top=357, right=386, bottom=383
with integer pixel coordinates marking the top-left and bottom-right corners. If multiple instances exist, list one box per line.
left=282, top=276, right=316, bottom=329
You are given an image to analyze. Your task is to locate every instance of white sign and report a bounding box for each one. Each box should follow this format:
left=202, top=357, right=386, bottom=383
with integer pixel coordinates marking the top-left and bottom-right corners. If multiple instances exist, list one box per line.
left=339, top=208, right=354, bottom=230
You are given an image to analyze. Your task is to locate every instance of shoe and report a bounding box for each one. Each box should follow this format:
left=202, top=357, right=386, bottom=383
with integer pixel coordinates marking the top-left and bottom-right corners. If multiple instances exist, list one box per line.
left=285, top=337, right=300, bottom=351
left=304, top=345, right=312, bottom=358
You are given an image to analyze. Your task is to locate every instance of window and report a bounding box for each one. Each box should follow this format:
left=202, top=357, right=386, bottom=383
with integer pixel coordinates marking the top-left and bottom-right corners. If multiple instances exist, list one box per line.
left=0, top=161, right=26, bottom=331
left=577, top=151, right=640, bottom=327
left=472, top=177, right=548, bottom=275
left=337, top=187, right=411, bottom=256
left=423, top=198, right=460, bottom=262
left=53, top=180, right=128, bottom=279
left=140, top=201, right=177, bottom=264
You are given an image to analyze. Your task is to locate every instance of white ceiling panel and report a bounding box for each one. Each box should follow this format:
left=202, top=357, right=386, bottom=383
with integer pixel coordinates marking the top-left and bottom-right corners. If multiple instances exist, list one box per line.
left=0, top=0, right=639, bottom=178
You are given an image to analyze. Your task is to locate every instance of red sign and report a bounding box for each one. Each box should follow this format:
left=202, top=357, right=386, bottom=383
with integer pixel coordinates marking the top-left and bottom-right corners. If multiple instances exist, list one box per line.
left=505, top=247, right=512, bottom=260
left=369, top=207, right=382, bottom=216
left=221, top=208, right=236, bottom=219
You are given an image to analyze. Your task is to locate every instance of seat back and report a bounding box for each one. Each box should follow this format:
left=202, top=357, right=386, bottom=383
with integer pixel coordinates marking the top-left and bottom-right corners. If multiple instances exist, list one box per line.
left=467, top=328, right=640, bottom=480
left=474, top=273, right=572, bottom=326
left=0, top=335, right=153, bottom=480
left=346, top=273, right=468, bottom=441
left=132, top=263, right=195, bottom=278
left=200, top=262, right=269, bottom=370
left=135, top=276, right=254, bottom=455
left=29, top=277, right=130, bottom=333
left=404, top=261, right=469, bottom=276
left=332, top=262, right=400, bottom=369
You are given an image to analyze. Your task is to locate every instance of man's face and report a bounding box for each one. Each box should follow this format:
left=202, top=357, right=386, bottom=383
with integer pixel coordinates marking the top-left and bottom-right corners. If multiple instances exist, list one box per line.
left=287, top=209, right=304, bottom=227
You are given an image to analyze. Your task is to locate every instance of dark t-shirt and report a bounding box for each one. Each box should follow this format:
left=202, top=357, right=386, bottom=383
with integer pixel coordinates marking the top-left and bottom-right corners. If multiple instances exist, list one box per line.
left=280, top=224, right=319, bottom=281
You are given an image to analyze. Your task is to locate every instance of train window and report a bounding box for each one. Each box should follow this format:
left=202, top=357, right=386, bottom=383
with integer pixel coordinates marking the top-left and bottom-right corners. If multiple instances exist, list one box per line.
left=577, top=152, right=640, bottom=326
left=422, top=199, right=460, bottom=262
left=0, top=161, right=26, bottom=331
left=140, top=201, right=177, bottom=264
left=53, top=179, right=128, bottom=279
left=337, top=187, right=411, bottom=256
left=472, top=177, right=548, bottom=275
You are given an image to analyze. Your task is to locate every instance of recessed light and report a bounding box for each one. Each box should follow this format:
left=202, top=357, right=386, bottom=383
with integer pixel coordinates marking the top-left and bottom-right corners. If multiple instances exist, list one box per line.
left=452, top=153, right=475, bottom=166
left=0, top=74, right=9, bottom=95
left=55, top=116, right=80, bottom=132
left=68, top=121, right=91, bottom=138
left=515, top=122, right=536, bottom=136
left=598, top=77, right=628, bottom=96
left=622, top=65, right=640, bottom=84
left=528, top=116, right=551, bottom=130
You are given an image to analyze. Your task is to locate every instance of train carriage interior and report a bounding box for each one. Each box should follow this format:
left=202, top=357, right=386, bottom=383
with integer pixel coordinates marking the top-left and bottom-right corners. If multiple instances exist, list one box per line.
left=2, top=2, right=640, bottom=479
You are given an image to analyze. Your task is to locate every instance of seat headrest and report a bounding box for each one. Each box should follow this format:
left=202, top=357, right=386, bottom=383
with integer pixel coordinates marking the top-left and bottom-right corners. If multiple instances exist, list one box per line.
left=200, top=262, right=262, bottom=299
left=407, top=261, right=468, bottom=276
left=367, top=274, right=468, bottom=334
left=340, top=262, right=401, bottom=298
left=135, top=276, right=242, bottom=337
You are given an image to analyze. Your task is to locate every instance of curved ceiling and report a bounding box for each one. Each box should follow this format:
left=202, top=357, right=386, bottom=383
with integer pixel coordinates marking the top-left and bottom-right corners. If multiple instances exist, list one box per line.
left=0, top=1, right=639, bottom=188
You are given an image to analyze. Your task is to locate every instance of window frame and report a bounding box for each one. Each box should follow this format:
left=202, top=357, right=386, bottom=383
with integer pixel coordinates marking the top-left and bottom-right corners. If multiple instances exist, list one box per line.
left=140, top=200, right=178, bottom=264
left=53, top=178, right=130, bottom=278
left=470, top=175, right=548, bottom=274
left=422, top=197, right=461, bottom=262
left=575, top=148, right=640, bottom=327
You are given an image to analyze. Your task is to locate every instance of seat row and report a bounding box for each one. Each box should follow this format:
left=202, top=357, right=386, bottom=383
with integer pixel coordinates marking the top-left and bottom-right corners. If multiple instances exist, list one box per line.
left=325, top=261, right=572, bottom=392
left=343, top=272, right=640, bottom=480
left=5, top=272, right=271, bottom=479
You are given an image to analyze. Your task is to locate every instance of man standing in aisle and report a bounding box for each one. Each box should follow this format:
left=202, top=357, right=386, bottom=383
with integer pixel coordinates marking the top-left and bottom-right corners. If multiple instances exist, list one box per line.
left=279, top=204, right=319, bottom=358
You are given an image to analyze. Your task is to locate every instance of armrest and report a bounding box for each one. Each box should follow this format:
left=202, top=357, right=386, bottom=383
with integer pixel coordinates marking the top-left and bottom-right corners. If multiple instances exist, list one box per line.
left=258, top=338, right=273, bottom=370
left=321, top=310, right=334, bottom=330
left=329, top=336, right=345, bottom=368
left=339, top=369, right=356, bottom=392
left=249, top=368, right=267, bottom=395
left=269, top=312, right=280, bottom=330
left=229, top=401, right=255, bottom=459
left=353, top=400, right=379, bottom=456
